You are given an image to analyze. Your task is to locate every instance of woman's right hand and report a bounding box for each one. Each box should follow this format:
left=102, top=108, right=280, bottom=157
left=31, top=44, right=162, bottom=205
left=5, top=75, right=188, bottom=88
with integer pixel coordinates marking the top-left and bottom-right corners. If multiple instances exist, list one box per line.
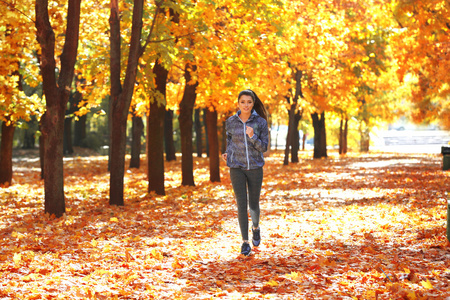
left=221, top=153, right=227, bottom=162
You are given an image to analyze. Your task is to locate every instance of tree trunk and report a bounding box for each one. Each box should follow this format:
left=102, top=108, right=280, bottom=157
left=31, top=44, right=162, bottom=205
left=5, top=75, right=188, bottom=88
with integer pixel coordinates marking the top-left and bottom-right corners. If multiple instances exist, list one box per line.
left=178, top=63, right=198, bottom=186
left=284, top=69, right=303, bottom=165
left=343, top=118, right=348, bottom=154
left=203, top=108, right=210, bottom=157
left=130, top=114, right=144, bottom=169
left=339, top=116, right=348, bottom=155
left=109, top=0, right=145, bottom=206
left=194, top=108, right=202, bottom=157
left=311, top=111, right=327, bottom=159
left=74, top=114, right=86, bottom=146
left=1, top=63, right=21, bottom=186
left=148, top=59, right=168, bottom=195
left=302, top=131, right=307, bottom=150
left=360, top=122, right=370, bottom=152
left=291, top=112, right=302, bottom=163
left=35, top=0, right=81, bottom=217
left=39, top=115, right=45, bottom=180
left=64, top=91, right=80, bottom=154
left=164, top=109, right=176, bottom=161
left=22, top=127, right=36, bottom=149
left=221, top=119, right=227, bottom=155
left=0, top=120, right=15, bottom=186
left=72, top=89, right=85, bottom=147
left=205, top=108, right=220, bottom=182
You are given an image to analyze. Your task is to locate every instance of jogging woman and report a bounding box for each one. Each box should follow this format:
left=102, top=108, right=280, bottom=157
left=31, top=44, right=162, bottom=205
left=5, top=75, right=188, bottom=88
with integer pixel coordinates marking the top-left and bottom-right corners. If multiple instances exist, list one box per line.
left=222, top=89, right=269, bottom=256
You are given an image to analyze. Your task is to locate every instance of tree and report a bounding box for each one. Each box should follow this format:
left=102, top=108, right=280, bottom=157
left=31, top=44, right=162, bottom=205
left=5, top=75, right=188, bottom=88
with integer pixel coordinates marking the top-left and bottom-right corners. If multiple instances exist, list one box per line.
left=35, top=0, right=81, bottom=217
left=178, top=62, right=198, bottom=186
left=392, top=0, right=450, bottom=129
left=283, top=68, right=303, bottom=165
left=1, top=0, right=42, bottom=186
left=148, top=59, right=168, bottom=196
left=109, top=0, right=166, bottom=204
left=311, top=111, right=327, bottom=159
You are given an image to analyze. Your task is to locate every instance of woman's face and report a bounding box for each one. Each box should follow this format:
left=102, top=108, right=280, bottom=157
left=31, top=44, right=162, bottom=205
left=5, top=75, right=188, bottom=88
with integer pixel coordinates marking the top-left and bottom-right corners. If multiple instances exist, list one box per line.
left=238, top=95, right=254, bottom=114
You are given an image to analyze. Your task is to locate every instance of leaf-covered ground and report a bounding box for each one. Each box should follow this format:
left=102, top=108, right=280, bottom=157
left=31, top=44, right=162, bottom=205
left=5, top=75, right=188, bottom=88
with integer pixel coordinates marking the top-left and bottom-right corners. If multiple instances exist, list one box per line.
left=1, top=150, right=449, bottom=299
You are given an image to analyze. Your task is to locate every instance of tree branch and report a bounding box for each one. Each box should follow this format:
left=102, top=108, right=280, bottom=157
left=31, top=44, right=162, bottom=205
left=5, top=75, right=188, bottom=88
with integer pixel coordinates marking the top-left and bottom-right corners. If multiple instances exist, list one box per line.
left=0, top=0, right=35, bottom=23
left=139, top=5, right=161, bottom=56
left=147, top=29, right=207, bottom=44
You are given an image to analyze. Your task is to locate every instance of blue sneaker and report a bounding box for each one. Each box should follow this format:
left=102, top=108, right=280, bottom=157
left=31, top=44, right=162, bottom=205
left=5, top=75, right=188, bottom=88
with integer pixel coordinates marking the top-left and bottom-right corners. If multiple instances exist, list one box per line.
left=241, top=242, right=251, bottom=256
left=252, top=228, right=261, bottom=247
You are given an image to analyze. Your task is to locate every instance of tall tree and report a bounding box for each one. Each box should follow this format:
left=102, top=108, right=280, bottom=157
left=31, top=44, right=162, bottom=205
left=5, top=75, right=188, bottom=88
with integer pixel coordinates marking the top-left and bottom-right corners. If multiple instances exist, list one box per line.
left=178, top=62, right=198, bottom=186
left=109, top=0, right=163, bottom=205
left=148, top=59, right=168, bottom=195
left=1, top=1, right=42, bottom=186
left=392, top=0, right=450, bottom=129
left=284, top=68, right=303, bottom=165
left=35, top=0, right=81, bottom=217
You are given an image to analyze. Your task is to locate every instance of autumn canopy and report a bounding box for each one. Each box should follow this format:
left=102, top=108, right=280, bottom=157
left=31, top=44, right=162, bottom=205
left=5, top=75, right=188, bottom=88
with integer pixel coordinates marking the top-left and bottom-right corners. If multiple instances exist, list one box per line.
left=0, top=0, right=450, bottom=298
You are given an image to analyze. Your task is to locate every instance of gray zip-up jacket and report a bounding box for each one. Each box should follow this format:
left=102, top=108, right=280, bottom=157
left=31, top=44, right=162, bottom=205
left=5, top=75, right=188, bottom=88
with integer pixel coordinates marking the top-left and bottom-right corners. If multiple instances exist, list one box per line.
left=225, top=110, right=269, bottom=170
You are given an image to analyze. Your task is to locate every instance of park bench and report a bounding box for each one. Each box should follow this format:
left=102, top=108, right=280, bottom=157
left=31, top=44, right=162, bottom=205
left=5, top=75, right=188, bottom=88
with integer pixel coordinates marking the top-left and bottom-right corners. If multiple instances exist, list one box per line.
left=443, top=146, right=450, bottom=171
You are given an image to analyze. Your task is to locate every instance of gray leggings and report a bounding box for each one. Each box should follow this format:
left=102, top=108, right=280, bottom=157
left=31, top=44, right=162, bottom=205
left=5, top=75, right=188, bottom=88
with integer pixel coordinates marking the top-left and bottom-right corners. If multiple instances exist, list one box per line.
left=230, top=167, right=263, bottom=241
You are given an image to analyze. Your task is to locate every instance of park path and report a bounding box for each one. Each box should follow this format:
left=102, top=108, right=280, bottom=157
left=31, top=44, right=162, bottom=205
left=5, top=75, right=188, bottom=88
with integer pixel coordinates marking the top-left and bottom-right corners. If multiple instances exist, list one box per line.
left=0, top=150, right=449, bottom=299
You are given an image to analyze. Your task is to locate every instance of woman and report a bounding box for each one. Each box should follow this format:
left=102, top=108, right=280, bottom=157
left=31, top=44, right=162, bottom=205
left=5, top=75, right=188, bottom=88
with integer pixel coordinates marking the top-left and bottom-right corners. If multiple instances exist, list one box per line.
left=222, top=89, right=269, bottom=256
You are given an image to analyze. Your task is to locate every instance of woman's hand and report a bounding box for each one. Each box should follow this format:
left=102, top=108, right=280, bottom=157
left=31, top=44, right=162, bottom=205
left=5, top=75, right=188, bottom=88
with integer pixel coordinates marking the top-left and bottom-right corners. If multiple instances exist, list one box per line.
left=246, top=126, right=254, bottom=138
left=221, top=153, right=227, bottom=162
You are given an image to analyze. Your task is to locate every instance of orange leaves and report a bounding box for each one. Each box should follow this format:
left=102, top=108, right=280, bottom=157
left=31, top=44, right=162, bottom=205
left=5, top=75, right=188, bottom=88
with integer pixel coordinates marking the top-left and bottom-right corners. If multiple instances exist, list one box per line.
left=1, top=150, right=450, bottom=298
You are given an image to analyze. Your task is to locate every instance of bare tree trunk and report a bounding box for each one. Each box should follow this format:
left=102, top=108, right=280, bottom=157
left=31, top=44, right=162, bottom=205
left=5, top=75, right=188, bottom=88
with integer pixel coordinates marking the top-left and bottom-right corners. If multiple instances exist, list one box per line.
left=194, top=108, right=202, bottom=157
left=1, top=64, right=21, bottom=186
left=221, top=119, right=226, bottom=154
left=203, top=108, right=209, bottom=157
left=74, top=114, right=86, bottom=146
left=302, top=132, right=306, bottom=150
left=0, top=120, right=15, bottom=186
left=339, top=118, right=344, bottom=155
left=291, top=112, right=302, bottom=163
left=130, top=114, right=144, bottom=168
left=39, top=114, right=45, bottom=180
left=284, top=69, right=303, bottom=165
left=205, top=108, right=220, bottom=182
left=35, top=0, right=81, bottom=217
left=343, top=118, right=348, bottom=154
left=360, top=122, right=370, bottom=152
left=178, top=63, right=198, bottom=186
left=164, top=109, right=176, bottom=161
left=72, top=87, right=85, bottom=147
left=312, top=111, right=327, bottom=159
left=284, top=100, right=294, bottom=165
left=339, top=116, right=348, bottom=155
left=148, top=59, right=167, bottom=195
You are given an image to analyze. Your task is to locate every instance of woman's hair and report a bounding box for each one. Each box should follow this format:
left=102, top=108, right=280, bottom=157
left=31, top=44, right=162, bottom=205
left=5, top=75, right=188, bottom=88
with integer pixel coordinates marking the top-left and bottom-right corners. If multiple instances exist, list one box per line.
left=238, top=89, right=268, bottom=121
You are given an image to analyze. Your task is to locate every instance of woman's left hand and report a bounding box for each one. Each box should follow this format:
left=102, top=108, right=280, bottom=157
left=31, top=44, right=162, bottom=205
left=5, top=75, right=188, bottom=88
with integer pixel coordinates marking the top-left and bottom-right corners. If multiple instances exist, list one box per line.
left=246, top=126, right=254, bottom=138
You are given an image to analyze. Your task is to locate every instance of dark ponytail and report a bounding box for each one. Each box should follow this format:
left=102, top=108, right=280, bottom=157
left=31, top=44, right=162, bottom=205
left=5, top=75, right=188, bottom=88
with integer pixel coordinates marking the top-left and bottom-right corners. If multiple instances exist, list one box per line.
left=238, top=89, right=268, bottom=121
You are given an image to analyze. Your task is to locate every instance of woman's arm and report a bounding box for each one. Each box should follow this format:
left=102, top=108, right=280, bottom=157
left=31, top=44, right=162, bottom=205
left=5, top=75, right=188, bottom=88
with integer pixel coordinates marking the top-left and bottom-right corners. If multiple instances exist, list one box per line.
left=247, top=118, right=268, bottom=153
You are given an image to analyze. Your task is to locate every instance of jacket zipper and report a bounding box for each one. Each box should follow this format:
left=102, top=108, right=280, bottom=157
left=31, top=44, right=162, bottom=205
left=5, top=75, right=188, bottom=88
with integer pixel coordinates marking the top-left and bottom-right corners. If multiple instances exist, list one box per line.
left=242, top=119, right=250, bottom=170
